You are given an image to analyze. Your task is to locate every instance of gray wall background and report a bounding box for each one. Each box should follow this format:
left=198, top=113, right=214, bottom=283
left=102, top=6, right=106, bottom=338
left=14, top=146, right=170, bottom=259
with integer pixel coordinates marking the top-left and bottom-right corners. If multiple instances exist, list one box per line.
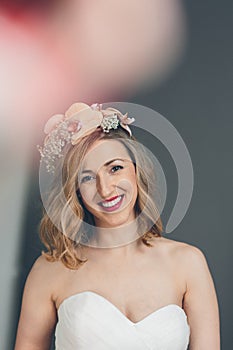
left=8, top=1, right=232, bottom=349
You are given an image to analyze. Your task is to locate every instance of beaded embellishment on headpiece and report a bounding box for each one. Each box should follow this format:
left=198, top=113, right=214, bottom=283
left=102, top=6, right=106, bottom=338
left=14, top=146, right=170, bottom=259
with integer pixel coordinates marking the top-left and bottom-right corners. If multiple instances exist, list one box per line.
left=37, top=102, right=135, bottom=173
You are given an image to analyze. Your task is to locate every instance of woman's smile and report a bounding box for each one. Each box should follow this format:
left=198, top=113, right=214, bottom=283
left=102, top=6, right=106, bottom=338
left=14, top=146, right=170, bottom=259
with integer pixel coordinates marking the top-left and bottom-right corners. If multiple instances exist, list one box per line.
left=98, top=194, right=125, bottom=211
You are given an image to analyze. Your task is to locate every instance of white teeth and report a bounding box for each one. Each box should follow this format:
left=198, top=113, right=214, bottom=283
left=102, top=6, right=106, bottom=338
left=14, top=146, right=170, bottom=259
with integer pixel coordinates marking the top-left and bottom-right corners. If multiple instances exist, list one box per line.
left=101, top=195, right=122, bottom=208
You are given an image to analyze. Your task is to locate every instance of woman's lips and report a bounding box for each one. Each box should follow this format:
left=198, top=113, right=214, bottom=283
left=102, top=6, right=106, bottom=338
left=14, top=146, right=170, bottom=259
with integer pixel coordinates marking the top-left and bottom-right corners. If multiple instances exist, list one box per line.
left=104, top=195, right=120, bottom=202
left=98, top=195, right=124, bottom=212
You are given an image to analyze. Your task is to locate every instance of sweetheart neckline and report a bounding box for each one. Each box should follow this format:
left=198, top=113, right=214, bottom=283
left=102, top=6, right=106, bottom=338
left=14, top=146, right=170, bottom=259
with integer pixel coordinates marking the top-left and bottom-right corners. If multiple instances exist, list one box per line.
left=57, top=290, right=188, bottom=325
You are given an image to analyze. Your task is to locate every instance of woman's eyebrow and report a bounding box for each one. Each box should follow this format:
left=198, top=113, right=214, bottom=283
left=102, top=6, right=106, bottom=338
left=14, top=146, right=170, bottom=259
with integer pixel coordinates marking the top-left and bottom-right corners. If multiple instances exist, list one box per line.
left=81, top=158, right=126, bottom=174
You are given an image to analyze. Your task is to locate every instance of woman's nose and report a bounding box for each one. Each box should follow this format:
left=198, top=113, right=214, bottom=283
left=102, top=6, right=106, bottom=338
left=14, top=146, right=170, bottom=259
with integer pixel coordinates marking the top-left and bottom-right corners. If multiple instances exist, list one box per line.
left=96, top=173, right=115, bottom=199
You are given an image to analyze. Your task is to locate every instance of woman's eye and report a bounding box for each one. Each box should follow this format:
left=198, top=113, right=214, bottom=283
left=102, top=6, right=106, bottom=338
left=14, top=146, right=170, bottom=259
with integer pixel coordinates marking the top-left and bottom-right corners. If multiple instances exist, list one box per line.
left=111, top=165, right=123, bottom=173
left=81, top=175, right=95, bottom=183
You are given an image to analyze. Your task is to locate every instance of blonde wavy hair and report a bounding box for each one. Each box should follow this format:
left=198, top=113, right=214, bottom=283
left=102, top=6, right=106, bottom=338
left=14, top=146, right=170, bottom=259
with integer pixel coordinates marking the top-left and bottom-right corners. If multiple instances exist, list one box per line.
left=39, top=126, right=163, bottom=269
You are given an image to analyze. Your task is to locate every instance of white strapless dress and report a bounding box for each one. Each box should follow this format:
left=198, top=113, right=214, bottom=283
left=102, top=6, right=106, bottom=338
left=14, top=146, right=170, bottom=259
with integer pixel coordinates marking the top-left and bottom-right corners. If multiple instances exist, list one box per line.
left=55, top=291, right=190, bottom=350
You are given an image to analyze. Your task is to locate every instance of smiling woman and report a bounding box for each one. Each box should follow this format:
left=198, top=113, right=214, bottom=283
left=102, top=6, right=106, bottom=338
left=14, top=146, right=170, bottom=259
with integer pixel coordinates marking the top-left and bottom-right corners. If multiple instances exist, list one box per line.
left=38, top=111, right=163, bottom=260
left=14, top=103, right=220, bottom=350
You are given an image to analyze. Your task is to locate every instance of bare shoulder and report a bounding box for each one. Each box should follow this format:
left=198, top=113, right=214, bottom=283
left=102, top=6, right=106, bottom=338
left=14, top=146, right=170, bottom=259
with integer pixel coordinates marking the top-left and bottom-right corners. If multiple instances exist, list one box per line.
left=15, top=255, right=62, bottom=349
left=145, top=237, right=220, bottom=348
left=151, top=235, right=201, bottom=257
left=151, top=236, right=209, bottom=279
left=154, top=236, right=206, bottom=259
left=167, top=238, right=209, bottom=270
left=27, top=254, right=64, bottom=298
left=29, top=254, right=58, bottom=280
left=167, top=240, right=221, bottom=348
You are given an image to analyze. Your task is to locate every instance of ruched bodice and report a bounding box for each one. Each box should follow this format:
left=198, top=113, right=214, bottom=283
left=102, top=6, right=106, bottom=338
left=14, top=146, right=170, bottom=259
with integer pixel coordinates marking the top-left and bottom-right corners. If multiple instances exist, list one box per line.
left=55, top=291, right=190, bottom=349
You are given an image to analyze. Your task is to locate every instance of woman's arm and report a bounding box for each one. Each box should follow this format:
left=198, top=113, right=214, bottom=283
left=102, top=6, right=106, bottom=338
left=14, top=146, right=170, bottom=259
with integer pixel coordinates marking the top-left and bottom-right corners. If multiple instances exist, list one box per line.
left=182, top=245, right=220, bottom=349
left=14, top=255, right=57, bottom=350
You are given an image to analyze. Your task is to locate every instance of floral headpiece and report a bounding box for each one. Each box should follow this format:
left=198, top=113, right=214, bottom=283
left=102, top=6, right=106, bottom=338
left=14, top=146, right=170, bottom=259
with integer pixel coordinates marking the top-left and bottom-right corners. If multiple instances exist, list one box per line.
left=37, top=102, right=135, bottom=173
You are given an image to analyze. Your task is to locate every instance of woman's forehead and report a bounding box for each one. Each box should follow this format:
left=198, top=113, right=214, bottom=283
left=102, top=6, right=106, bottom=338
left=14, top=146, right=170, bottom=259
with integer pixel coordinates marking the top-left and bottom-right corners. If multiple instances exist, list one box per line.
left=81, top=139, right=131, bottom=170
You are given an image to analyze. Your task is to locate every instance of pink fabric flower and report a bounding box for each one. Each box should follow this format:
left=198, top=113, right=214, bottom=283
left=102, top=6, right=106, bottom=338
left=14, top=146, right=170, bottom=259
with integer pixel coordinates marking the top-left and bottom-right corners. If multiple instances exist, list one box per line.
left=118, top=112, right=135, bottom=137
left=101, top=107, right=135, bottom=137
left=67, top=121, right=82, bottom=132
left=44, top=114, right=64, bottom=134
left=64, top=102, right=103, bottom=144
left=38, top=102, right=135, bottom=174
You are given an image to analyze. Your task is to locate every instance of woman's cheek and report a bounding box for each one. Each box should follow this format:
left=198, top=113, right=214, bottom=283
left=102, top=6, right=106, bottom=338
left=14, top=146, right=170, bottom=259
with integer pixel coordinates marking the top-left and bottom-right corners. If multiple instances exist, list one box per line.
left=80, top=185, right=96, bottom=207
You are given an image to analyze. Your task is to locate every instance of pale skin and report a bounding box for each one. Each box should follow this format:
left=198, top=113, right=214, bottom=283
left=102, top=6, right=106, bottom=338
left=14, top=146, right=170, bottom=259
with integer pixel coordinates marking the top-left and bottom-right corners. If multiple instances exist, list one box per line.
left=15, top=139, right=220, bottom=349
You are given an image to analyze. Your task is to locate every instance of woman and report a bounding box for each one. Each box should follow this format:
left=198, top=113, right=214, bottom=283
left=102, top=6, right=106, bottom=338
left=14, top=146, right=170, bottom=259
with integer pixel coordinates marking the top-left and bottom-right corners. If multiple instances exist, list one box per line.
left=15, top=103, right=220, bottom=349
